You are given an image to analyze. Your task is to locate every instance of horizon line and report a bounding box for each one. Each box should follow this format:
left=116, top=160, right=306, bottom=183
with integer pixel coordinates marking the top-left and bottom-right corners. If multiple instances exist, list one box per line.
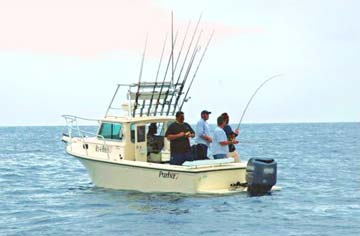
left=0, top=121, right=359, bottom=128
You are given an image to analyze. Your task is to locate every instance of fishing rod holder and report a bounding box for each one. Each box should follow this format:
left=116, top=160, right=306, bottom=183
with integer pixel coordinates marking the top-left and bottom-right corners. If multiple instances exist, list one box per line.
left=104, top=82, right=182, bottom=118
left=104, top=15, right=215, bottom=118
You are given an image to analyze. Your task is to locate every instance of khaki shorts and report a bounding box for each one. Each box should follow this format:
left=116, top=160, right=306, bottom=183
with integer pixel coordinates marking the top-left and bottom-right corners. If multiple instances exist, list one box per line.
left=227, top=150, right=240, bottom=163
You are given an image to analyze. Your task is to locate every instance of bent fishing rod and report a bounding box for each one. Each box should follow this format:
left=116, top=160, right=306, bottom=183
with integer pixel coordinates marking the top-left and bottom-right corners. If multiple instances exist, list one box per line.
left=236, top=74, right=283, bottom=130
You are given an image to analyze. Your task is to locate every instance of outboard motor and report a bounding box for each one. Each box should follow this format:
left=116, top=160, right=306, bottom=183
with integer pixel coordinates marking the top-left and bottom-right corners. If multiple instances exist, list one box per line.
left=246, top=158, right=277, bottom=196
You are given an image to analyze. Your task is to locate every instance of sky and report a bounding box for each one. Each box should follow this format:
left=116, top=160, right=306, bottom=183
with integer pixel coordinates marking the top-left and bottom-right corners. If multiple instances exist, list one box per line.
left=0, top=0, right=359, bottom=126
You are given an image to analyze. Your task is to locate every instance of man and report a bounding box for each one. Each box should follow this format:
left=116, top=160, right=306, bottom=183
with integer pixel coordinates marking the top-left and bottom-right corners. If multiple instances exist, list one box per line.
left=147, top=123, right=159, bottom=154
left=195, top=110, right=212, bottom=159
left=165, top=111, right=195, bottom=165
left=221, top=113, right=241, bottom=162
left=212, top=115, right=239, bottom=159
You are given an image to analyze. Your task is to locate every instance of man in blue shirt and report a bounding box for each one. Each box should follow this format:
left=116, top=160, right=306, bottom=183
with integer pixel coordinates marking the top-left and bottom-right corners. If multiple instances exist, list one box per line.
left=195, top=110, right=212, bottom=159
left=212, top=115, right=239, bottom=159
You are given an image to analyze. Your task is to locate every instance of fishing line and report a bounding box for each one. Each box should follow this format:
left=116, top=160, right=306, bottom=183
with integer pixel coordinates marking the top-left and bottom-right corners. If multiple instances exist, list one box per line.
left=236, top=74, right=283, bottom=130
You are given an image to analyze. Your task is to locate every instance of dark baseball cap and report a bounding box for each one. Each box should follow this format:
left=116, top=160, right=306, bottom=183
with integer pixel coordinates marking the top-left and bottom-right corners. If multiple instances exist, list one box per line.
left=201, top=110, right=211, bottom=115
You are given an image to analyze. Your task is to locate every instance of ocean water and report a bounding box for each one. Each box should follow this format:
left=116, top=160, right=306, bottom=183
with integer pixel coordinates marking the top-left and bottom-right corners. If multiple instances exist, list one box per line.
left=0, top=123, right=359, bottom=236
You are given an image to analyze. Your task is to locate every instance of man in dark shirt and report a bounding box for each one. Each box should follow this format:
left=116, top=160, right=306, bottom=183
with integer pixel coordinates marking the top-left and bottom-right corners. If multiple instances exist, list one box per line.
left=165, top=111, right=195, bottom=165
left=221, top=112, right=241, bottom=162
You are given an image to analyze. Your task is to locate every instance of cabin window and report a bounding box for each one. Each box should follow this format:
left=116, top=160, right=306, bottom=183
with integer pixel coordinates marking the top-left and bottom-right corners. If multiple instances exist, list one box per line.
left=146, top=122, right=168, bottom=137
left=131, top=124, right=135, bottom=143
left=137, top=126, right=146, bottom=142
left=151, top=122, right=165, bottom=136
left=98, top=123, right=123, bottom=140
left=130, top=124, right=146, bottom=143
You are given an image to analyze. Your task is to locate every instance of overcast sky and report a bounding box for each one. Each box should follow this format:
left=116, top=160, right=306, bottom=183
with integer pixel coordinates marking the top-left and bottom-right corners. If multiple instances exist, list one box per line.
left=0, top=0, right=359, bottom=126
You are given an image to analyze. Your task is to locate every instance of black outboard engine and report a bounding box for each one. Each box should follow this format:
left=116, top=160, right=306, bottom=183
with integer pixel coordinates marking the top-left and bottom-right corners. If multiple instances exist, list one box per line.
left=246, top=158, right=277, bottom=196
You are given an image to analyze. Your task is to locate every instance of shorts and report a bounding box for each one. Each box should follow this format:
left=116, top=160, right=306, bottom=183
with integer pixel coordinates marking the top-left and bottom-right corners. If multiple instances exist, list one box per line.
left=170, top=152, right=194, bottom=165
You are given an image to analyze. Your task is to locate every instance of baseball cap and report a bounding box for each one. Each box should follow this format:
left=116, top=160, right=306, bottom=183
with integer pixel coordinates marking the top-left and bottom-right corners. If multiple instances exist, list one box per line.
left=201, top=110, right=211, bottom=115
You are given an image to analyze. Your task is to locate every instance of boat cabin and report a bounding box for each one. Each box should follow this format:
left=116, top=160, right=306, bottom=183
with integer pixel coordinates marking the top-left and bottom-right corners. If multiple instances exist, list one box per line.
left=95, top=116, right=174, bottom=163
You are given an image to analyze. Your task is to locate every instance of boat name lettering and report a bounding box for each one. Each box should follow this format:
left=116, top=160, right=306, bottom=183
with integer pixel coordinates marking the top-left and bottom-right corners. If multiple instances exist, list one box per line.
left=95, top=145, right=111, bottom=153
left=158, top=171, right=178, bottom=180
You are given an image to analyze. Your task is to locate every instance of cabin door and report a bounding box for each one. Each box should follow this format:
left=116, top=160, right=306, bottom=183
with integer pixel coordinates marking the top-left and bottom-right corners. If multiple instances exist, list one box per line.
left=134, top=124, right=147, bottom=162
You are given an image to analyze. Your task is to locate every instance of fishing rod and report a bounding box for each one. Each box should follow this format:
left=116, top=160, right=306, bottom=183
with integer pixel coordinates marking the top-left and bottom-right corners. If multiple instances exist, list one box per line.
left=147, top=33, right=168, bottom=116
left=163, top=15, right=202, bottom=115
left=160, top=12, right=177, bottom=115
left=132, top=34, right=148, bottom=117
left=139, top=99, right=146, bottom=117
left=180, top=30, right=214, bottom=111
left=173, top=20, right=191, bottom=76
left=159, top=20, right=191, bottom=116
left=171, top=11, right=174, bottom=86
left=173, top=14, right=202, bottom=88
left=153, top=30, right=179, bottom=116
left=236, top=74, right=283, bottom=129
left=171, top=30, right=203, bottom=115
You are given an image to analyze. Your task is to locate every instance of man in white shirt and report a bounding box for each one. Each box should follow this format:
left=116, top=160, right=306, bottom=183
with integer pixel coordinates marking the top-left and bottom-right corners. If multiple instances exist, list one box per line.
left=212, top=115, right=239, bottom=159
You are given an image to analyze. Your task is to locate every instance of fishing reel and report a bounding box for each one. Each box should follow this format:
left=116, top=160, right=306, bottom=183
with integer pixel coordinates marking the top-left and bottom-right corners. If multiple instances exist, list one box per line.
left=229, top=133, right=236, bottom=141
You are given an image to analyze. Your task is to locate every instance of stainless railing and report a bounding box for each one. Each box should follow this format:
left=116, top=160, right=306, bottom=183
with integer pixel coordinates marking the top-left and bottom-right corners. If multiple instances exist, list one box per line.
left=62, top=115, right=110, bottom=159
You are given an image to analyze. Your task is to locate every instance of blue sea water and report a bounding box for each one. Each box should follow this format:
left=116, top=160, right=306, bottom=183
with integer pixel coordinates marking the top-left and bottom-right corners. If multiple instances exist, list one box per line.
left=0, top=123, right=359, bottom=236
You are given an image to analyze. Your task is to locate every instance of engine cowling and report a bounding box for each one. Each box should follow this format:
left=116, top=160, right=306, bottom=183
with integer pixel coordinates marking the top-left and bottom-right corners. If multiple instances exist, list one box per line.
left=246, top=158, right=277, bottom=196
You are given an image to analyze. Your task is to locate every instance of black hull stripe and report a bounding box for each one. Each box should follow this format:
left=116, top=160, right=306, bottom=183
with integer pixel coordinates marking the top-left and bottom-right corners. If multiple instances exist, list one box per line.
left=69, top=153, right=246, bottom=173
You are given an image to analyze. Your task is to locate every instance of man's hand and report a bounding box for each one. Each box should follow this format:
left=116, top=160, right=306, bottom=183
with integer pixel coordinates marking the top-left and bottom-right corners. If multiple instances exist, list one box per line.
left=235, top=128, right=240, bottom=135
left=205, top=135, right=212, bottom=143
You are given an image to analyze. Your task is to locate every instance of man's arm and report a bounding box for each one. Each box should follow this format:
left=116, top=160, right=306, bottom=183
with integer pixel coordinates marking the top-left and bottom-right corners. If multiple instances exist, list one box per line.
left=166, top=132, right=185, bottom=141
left=218, top=130, right=238, bottom=146
left=185, top=123, right=195, bottom=138
left=220, top=140, right=239, bottom=146
left=165, top=124, right=184, bottom=141
left=196, top=121, right=211, bottom=142
left=196, top=121, right=204, bottom=136
left=225, top=125, right=239, bottom=138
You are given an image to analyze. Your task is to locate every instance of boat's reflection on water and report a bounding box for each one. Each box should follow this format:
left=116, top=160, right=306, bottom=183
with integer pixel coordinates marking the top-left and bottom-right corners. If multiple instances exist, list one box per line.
left=124, top=191, right=191, bottom=214
left=69, top=185, right=228, bottom=214
left=67, top=185, right=191, bottom=214
left=66, top=183, right=276, bottom=217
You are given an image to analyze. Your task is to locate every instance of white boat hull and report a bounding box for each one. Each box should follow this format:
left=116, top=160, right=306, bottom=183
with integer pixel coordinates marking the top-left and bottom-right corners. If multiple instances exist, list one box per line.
left=70, top=152, right=248, bottom=194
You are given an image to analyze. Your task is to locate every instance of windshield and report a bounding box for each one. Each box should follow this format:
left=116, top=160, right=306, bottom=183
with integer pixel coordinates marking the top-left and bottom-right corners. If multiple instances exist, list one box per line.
left=98, top=122, right=123, bottom=140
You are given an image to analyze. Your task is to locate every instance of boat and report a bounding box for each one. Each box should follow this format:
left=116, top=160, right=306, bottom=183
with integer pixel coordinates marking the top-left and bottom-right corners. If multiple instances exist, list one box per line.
left=61, top=16, right=277, bottom=195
